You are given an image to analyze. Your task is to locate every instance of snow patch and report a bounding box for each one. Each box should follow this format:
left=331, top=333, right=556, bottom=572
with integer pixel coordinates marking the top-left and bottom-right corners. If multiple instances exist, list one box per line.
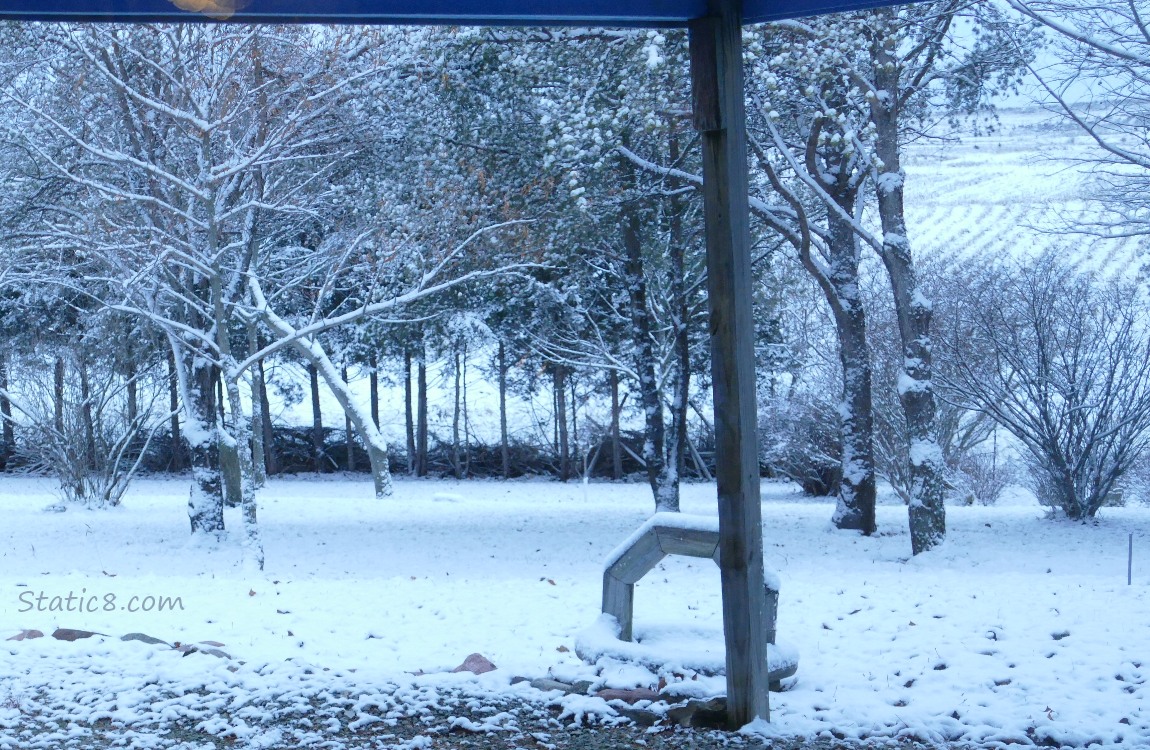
left=602, top=512, right=719, bottom=571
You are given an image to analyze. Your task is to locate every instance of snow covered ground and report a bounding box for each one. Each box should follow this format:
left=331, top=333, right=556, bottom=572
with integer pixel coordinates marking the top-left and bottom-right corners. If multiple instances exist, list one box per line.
left=903, top=106, right=1148, bottom=279
left=1, top=476, right=1147, bottom=748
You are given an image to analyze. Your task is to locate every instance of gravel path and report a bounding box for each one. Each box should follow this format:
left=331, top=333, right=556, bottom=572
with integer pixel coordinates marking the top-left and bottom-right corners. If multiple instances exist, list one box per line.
left=7, top=688, right=966, bottom=750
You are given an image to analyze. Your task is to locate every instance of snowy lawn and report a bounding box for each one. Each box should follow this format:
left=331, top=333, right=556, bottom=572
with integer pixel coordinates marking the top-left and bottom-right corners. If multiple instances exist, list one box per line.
left=1, top=476, right=1147, bottom=749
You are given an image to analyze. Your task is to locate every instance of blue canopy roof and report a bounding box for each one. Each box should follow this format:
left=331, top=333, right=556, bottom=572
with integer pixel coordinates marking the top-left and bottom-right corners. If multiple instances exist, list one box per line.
left=0, top=0, right=915, bottom=26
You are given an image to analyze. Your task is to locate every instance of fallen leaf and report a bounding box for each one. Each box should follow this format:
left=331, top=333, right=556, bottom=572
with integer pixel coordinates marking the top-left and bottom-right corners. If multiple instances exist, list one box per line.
left=556, top=645, right=569, bottom=653
left=52, top=628, right=102, bottom=642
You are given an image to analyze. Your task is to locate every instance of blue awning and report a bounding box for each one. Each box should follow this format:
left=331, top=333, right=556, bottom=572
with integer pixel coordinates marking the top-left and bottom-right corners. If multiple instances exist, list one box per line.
left=0, top=0, right=920, bottom=26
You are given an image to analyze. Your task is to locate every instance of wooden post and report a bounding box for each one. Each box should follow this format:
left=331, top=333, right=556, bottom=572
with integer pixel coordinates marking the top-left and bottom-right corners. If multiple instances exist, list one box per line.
left=689, top=0, right=770, bottom=727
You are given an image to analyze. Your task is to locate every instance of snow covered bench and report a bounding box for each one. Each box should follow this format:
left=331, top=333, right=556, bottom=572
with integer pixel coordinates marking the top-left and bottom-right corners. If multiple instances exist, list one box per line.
left=596, top=512, right=797, bottom=686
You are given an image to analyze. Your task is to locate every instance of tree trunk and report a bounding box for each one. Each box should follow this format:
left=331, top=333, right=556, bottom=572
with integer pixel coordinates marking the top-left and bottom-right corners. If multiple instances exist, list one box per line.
left=177, top=347, right=224, bottom=537
left=785, top=132, right=878, bottom=534
left=248, top=322, right=266, bottom=488
left=552, top=382, right=559, bottom=458
left=78, top=359, right=97, bottom=472
left=223, top=363, right=263, bottom=569
left=295, top=345, right=392, bottom=497
left=871, top=18, right=946, bottom=555
left=825, top=208, right=877, bottom=535
left=53, top=356, right=65, bottom=436
left=499, top=340, right=510, bottom=479
left=554, top=365, right=570, bottom=482
left=215, top=369, right=241, bottom=508
left=610, top=369, right=622, bottom=480
left=370, top=350, right=381, bottom=428
left=308, top=362, right=324, bottom=473
left=452, top=348, right=462, bottom=478
left=249, top=286, right=393, bottom=498
left=462, top=344, right=470, bottom=478
left=570, top=375, right=579, bottom=471
left=416, top=353, right=428, bottom=477
left=342, top=365, right=356, bottom=472
left=665, top=140, right=690, bottom=506
left=0, top=355, right=13, bottom=470
left=622, top=193, right=672, bottom=510
left=126, top=363, right=138, bottom=428
left=404, top=348, right=415, bottom=474
left=258, top=359, right=278, bottom=476
left=168, top=348, right=184, bottom=472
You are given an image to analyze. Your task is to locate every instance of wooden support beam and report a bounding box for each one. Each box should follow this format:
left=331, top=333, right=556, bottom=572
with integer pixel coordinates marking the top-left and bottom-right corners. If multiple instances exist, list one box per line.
left=688, top=0, right=770, bottom=727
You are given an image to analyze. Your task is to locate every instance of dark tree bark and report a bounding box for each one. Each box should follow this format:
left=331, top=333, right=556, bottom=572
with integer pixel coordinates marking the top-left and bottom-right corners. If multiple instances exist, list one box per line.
left=403, top=349, right=414, bottom=474
left=369, top=351, right=381, bottom=428
left=554, top=364, right=570, bottom=482
left=552, top=381, right=559, bottom=457
left=53, top=356, right=65, bottom=436
left=342, top=365, right=356, bottom=472
left=216, top=368, right=242, bottom=508
left=462, top=344, right=470, bottom=477
left=825, top=208, right=878, bottom=534
left=610, top=369, right=622, bottom=480
left=78, top=359, right=96, bottom=471
left=570, top=375, right=578, bottom=470
left=258, top=359, right=278, bottom=476
left=666, top=139, right=691, bottom=503
left=755, top=114, right=877, bottom=534
left=451, top=348, right=462, bottom=478
left=168, top=348, right=184, bottom=472
left=308, top=362, right=324, bottom=473
left=0, top=355, right=13, bottom=470
left=870, top=13, right=946, bottom=554
left=283, top=346, right=390, bottom=497
left=621, top=192, right=674, bottom=510
left=185, top=351, right=224, bottom=536
left=247, top=323, right=266, bottom=487
left=415, top=354, right=428, bottom=477
left=126, top=363, right=138, bottom=428
left=498, top=340, right=510, bottom=479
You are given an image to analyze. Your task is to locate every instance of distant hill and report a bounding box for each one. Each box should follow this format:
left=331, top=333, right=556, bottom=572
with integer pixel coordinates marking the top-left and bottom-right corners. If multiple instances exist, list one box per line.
left=902, top=106, right=1148, bottom=280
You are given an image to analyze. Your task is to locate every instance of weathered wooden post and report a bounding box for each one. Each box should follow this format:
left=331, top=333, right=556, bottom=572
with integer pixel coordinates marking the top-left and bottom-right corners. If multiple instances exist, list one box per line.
left=688, top=0, right=770, bottom=727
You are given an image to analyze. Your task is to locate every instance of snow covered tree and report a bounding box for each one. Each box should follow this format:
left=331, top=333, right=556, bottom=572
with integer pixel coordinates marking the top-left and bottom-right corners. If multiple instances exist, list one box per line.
left=527, top=29, right=709, bottom=511
left=745, top=26, right=880, bottom=534
left=2, top=25, right=408, bottom=563
left=756, top=263, right=846, bottom=498
left=866, top=259, right=995, bottom=505
left=749, top=2, right=1031, bottom=552
left=1007, top=0, right=1150, bottom=240
left=937, top=253, right=1150, bottom=520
